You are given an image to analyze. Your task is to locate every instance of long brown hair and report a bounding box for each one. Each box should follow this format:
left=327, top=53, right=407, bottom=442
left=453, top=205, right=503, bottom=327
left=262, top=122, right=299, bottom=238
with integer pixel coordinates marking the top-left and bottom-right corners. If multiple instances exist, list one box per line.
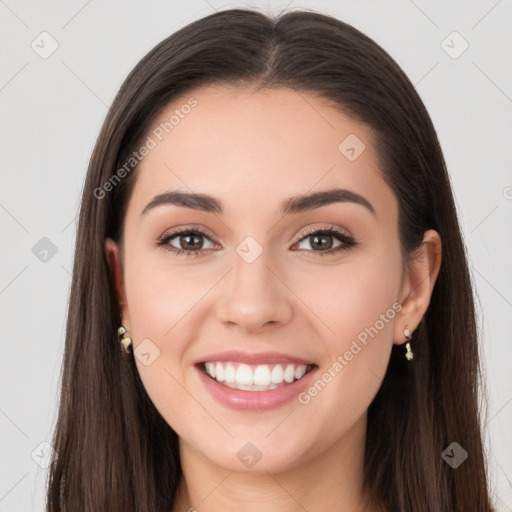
left=46, top=8, right=494, bottom=511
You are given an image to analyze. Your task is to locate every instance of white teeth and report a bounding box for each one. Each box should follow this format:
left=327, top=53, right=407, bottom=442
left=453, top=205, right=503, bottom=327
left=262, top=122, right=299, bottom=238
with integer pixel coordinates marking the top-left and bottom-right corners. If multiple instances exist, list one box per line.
left=215, top=363, right=224, bottom=382
left=224, top=364, right=236, bottom=383
left=271, top=365, right=284, bottom=383
left=205, top=362, right=216, bottom=378
left=221, top=381, right=282, bottom=391
left=253, top=365, right=271, bottom=386
left=295, top=365, right=307, bottom=379
left=236, top=364, right=253, bottom=385
left=284, top=364, right=295, bottom=383
left=202, top=361, right=312, bottom=391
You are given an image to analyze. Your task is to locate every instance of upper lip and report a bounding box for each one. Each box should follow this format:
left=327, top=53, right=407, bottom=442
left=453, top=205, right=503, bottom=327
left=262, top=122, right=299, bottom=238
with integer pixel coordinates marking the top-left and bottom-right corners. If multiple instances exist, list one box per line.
left=195, top=350, right=315, bottom=366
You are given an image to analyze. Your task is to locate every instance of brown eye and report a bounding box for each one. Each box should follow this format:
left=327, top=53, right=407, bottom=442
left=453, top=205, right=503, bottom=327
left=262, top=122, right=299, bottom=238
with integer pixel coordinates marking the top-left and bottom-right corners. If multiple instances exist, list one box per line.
left=293, top=227, right=356, bottom=255
left=304, top=233, right=335, bottom=251
left=156, top=228, right=217, bottom=256
left=176, top=233, right=204, bottom=251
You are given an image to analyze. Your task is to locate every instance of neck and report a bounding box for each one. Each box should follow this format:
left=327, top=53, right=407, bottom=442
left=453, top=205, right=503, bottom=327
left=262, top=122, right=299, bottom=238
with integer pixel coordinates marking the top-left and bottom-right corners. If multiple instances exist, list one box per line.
left=172, top=414, right=380, bottom=512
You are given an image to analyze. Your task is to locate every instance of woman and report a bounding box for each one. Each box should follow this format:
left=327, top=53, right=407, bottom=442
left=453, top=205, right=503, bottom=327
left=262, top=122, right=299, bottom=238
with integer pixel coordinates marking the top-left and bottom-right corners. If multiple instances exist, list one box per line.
left=46, top=7, right=495, bottom=511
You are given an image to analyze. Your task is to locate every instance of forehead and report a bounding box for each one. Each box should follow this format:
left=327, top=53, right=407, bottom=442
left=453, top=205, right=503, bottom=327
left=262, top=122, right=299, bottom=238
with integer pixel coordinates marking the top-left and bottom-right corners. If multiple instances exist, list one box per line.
left=128, top=84, right=396, bottom=221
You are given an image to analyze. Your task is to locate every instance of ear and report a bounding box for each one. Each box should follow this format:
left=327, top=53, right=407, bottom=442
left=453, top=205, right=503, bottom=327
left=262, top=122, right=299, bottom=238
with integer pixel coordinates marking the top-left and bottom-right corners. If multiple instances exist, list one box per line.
left=394, top=229, right=442, bottom=344
left=105, top=238, right=130, bottom=326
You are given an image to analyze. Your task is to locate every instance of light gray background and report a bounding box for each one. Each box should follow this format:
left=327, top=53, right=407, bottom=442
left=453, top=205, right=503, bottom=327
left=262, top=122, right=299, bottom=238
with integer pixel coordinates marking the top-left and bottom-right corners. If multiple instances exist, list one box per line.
left=1, top=1, right=511, bottom=510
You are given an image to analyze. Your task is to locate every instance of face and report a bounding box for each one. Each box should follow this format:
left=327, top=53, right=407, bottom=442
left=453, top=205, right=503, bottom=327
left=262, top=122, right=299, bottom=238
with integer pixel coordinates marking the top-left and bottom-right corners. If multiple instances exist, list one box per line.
left=107, top=84, right=409, bottom=473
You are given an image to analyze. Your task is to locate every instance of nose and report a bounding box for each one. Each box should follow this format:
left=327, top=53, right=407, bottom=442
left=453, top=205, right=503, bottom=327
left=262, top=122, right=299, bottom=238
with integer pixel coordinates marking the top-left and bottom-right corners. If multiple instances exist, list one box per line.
left=215, top=249, right=293, bottom=334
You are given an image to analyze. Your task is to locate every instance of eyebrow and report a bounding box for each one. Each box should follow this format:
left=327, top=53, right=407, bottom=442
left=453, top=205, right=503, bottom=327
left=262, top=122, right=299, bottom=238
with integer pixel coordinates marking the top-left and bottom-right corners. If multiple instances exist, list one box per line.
left=140, top=187, right=376, bottom=217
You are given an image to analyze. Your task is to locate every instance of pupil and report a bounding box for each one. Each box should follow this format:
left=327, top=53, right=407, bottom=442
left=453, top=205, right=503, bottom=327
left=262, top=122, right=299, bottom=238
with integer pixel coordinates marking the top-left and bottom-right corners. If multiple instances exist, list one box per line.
left=311, top=234, right=332, bottom=250
left=181, top=234, right=202, bottom=250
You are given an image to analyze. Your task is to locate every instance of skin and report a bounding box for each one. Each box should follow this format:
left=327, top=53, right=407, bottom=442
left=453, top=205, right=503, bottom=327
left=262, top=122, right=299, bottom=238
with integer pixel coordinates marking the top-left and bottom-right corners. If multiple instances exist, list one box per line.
left=106, top=84, right=442, bottom=512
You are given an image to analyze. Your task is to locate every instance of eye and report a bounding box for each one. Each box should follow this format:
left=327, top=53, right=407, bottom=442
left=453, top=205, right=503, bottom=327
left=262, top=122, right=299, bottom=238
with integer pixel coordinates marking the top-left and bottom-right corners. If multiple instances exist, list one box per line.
left=292, top=225, right=357, bottom=256
left=156, top=227, right=218, bottom=257
left=156, top=224, right=357, bottom=257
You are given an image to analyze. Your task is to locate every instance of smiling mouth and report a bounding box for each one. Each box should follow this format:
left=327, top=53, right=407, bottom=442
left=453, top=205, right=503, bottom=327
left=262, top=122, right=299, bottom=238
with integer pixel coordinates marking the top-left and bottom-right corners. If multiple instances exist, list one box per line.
left=199, top=361, right=317, bottom=392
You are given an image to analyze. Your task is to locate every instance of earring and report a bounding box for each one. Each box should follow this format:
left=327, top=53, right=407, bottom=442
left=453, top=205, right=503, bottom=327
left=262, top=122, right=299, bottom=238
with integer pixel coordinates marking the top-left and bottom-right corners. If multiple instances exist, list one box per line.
left=118, top=325, right=132, bottom=355
left=404, top=324, right=413, bottom=361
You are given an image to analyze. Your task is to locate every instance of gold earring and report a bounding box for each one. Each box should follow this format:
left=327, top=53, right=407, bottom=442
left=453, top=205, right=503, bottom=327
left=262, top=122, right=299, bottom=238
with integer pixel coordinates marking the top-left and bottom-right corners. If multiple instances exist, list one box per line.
left=118, top=325, right=132, bottom=355
left=404, top=324, right=413, bottom=361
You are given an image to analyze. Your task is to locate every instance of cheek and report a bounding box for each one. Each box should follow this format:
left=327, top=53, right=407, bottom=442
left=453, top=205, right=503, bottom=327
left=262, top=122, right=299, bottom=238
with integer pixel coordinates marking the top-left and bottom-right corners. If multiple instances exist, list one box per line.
left=330, top=263, right=399, bottom=347
left=299, top=245, right=402, bottom=422
left=121, top=249, right=200, bottom=413
left=123, top=243, right=203, bottom=340
left=296, top=242, right=401, bottom=345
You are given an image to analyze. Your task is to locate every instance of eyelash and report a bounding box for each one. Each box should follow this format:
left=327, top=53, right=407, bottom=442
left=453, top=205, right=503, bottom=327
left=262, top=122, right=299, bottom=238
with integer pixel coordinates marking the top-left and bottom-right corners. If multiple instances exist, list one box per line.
left=155, top=225, right=357, bottom=258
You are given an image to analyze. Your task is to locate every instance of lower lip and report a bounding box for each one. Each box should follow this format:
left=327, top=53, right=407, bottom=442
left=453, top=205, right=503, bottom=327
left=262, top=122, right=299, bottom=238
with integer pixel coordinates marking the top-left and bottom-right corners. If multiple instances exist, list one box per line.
left=196, top=364, right=318, bottom=411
